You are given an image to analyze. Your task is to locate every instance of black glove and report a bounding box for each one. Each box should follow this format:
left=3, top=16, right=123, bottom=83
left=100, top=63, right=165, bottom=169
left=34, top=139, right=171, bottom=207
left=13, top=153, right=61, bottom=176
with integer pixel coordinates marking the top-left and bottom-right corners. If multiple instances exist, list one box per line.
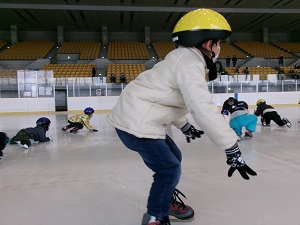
left=180, top=122, right=204, bottom=143
left=225, top=143, right=257, bottom=180
left=92, top=129, right=98, bottom=132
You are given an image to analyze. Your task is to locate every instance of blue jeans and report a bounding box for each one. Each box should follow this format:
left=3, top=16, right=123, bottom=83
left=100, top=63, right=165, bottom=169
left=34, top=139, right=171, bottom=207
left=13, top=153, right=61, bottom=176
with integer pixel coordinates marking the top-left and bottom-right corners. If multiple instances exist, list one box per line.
left=115, top=128, right=181, bottom=219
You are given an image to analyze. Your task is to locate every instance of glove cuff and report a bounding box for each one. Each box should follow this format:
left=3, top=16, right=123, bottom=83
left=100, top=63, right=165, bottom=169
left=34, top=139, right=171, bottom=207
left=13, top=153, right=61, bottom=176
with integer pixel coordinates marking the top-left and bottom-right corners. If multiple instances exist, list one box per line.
left=180, top=122, right=191, bottom=133
left=225, top=142, right=239, bottom=155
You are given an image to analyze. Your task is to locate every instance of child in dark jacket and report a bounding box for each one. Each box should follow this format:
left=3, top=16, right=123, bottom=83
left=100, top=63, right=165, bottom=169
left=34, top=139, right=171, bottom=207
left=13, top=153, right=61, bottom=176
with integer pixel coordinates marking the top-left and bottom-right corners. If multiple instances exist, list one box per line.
left=10, top=117, right=52, bottom=149
left=222, top=97, right=238, bottom=114
left=254, top=99, right=291, bottom=127
left=0, top=132, right=9, bottom=159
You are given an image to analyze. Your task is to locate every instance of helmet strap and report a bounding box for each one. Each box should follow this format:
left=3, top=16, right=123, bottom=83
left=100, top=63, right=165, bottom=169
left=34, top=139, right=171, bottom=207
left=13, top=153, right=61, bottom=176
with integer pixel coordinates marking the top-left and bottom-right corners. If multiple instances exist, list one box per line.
left=210, top=39, right=218, bottom=58
left=194, top=44, right=218, bottom=81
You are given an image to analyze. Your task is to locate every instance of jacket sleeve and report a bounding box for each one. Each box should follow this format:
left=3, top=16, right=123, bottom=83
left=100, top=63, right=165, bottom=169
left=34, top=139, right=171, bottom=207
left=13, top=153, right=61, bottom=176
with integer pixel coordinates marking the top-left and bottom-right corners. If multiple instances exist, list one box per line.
left=80, top=115, right=93, bottom=130
left=254, top=106, right=262, bottom=116
left=174, top=48, right=237, bottom=150
left=36, top=127, right=50, bottom=142
left=171, top=116, right=188, bottom=129
left=222, top=101, right=228, bottom=110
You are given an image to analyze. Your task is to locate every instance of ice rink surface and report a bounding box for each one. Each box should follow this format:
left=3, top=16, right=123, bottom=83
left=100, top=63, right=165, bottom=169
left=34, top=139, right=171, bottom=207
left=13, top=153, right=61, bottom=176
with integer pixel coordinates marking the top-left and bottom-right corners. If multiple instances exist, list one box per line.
left=0, top=106, right=299, bottom=225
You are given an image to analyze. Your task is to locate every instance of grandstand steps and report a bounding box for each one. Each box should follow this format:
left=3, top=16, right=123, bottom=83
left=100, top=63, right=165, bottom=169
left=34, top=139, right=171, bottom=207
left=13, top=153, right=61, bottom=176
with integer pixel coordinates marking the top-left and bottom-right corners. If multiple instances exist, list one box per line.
left=25, top=59, right=50, bottom=70
left=56, top=53, right=79, bottom=61
left=146, top=44, right=157, bottom=59
left=94, top=58, right=110, bottom=70
left=0, top=60, right=33, bottom=70
left=219, top=57, right=250, bottom=68
left=243, top=57, right=274, bottom=68
left=290, top=57, right=300, bottom=67
left=47, top=45, right=59, bottom=61
left=77, top=60, right=94, bottom=64
left=287, top=53, right=300, bottom=67
left=144, top=58, right=157, bottom=70
left=232, top=43, right=251, bottom=56
left=100, top=44, right=108, bottom=58
left=0, top=46, right=8, bottom=54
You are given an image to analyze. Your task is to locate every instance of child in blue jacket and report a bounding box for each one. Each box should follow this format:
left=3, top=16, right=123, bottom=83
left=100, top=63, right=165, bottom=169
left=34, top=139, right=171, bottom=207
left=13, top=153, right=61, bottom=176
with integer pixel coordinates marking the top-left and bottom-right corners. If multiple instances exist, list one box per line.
left=229, top=101, right=257, bottom=141
left=10, top=117, right=53, bottom=149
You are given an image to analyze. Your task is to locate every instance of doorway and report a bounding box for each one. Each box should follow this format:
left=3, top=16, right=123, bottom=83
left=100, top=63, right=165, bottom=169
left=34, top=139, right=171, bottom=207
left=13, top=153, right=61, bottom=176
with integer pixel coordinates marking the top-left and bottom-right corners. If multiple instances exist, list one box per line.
left=55, top=89, right=68, bottom=111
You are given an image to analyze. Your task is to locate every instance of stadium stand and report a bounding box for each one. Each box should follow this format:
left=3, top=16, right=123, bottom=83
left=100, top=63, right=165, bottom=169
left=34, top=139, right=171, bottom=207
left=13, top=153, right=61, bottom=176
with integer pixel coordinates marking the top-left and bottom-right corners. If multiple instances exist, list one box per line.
left=41, top=64, right=96, bottom=78
left=0, top=40, right=55, bottom=60
left=58, top=41, right=101, bottom=60
left=0, top=40, right=7, bottom=50
left=219, top=42, right=248, bottom=59
left=152, top=41, right=175, bottom=59
left=224, top=66, right=278, bottom=80
left=0, top=69, right=17, bottom=78
left=108, top=41, right=150, bottom=60
left=235, top=41, right=293, bottom=59
left=106, top=63, right=146, bottom=83
left=273, top=42, right=300, bottom=53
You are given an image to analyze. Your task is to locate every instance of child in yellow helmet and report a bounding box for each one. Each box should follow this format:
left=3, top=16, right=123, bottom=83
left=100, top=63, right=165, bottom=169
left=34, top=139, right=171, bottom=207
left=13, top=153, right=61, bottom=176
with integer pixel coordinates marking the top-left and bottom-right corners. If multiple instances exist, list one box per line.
left=254, top=99, right=291, bottom=127
left=108, top=8, right=257, bottom=225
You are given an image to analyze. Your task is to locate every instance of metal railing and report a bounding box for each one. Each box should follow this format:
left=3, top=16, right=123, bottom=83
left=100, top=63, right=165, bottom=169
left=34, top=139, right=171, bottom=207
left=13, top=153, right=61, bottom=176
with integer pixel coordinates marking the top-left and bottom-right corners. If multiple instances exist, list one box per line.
left=0, top=77, right=299, bottom=98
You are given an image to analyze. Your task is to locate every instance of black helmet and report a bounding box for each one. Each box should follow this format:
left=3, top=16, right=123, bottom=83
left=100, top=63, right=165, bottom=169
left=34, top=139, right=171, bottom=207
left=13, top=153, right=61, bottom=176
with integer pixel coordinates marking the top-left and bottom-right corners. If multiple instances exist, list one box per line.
left=235, top=101, right=248, bottom=110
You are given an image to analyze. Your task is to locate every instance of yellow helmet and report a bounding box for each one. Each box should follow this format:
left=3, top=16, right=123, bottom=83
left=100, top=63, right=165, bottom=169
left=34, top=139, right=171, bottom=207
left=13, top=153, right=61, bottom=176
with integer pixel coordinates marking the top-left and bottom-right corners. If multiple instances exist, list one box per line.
left=172, top=8, right=232, bottom=47
left=256, top=99, right=266, bottom=106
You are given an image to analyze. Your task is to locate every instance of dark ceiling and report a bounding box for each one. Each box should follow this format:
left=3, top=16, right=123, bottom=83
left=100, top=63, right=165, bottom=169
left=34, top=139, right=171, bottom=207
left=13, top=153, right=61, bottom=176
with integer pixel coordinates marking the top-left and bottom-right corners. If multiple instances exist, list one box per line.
left=0, top=0, right=300, bottom=33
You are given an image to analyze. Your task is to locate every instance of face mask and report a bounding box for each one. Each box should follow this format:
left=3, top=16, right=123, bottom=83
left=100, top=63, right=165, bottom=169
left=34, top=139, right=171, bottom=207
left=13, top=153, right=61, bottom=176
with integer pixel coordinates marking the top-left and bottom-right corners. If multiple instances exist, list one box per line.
left=211, top=45, right=220, bottom=63
left=202, top=52, right=218, bottom=81
left=194, top=44, right=218, bottom=81
left=212, top=53, right=219, bottom=63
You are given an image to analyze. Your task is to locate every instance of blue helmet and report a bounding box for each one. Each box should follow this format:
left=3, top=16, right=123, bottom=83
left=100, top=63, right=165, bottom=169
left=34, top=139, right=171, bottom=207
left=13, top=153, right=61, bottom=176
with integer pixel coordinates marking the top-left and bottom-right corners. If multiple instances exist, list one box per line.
left=84, top=107, right=94, bottom=115
left=221, top=109, right=229, bottom=116
left=36, top=117, right=51, bottom=131
left=36, top=117, right=51, bottom=126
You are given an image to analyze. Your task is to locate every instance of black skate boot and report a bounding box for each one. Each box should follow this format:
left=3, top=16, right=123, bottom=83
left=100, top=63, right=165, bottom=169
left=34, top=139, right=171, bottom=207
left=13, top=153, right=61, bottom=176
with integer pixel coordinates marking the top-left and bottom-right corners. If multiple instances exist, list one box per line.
left=141, top=213, right=171, bottom=225
left=169, top=189, right=194, bottom=221
left=282, top=117, right=291, bottom=128
left=261, top=118, right=267, bottom=126
left=244, top=130, right=253, bottom=139
left=70, top=127, right=79, bottom=133
left=62, top=126, right=69, bottom=131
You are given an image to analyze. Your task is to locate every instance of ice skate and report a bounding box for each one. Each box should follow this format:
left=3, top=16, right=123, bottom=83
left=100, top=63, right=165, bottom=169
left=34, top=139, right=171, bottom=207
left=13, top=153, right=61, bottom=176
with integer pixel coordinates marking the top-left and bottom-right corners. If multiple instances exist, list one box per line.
left=15, top=141, right=29, bottom=149
left=141, top=213, right=171, bottom=225
left=244, top=131, right=253, bottom=139
left=237, top=136, right=242, bottom=142
left=70, top=127, right=79, bottom=134
left=282, top=118, right=291, bottom=128
left=261, top=118, right=267, bottom=126
left=62, top=126, right=69, bottom=131
left=169, top=189, right=194, bottom=222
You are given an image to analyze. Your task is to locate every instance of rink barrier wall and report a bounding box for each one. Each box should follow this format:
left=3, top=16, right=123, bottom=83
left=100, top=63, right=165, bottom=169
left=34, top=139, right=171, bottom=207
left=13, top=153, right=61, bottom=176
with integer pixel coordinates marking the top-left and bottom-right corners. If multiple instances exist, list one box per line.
left=0, top=92, right=299, bottom=113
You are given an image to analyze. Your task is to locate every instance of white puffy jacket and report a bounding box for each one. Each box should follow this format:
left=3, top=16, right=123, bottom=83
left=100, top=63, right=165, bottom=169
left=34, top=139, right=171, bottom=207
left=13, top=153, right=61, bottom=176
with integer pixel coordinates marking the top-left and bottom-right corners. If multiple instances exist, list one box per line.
left=107, top=46, right=237, bottom=150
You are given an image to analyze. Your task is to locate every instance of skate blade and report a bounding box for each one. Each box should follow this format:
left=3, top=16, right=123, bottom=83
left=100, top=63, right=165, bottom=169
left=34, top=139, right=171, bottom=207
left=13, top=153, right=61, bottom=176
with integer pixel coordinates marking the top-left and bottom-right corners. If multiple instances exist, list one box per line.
left=169, top=215, right=194, bottom=222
